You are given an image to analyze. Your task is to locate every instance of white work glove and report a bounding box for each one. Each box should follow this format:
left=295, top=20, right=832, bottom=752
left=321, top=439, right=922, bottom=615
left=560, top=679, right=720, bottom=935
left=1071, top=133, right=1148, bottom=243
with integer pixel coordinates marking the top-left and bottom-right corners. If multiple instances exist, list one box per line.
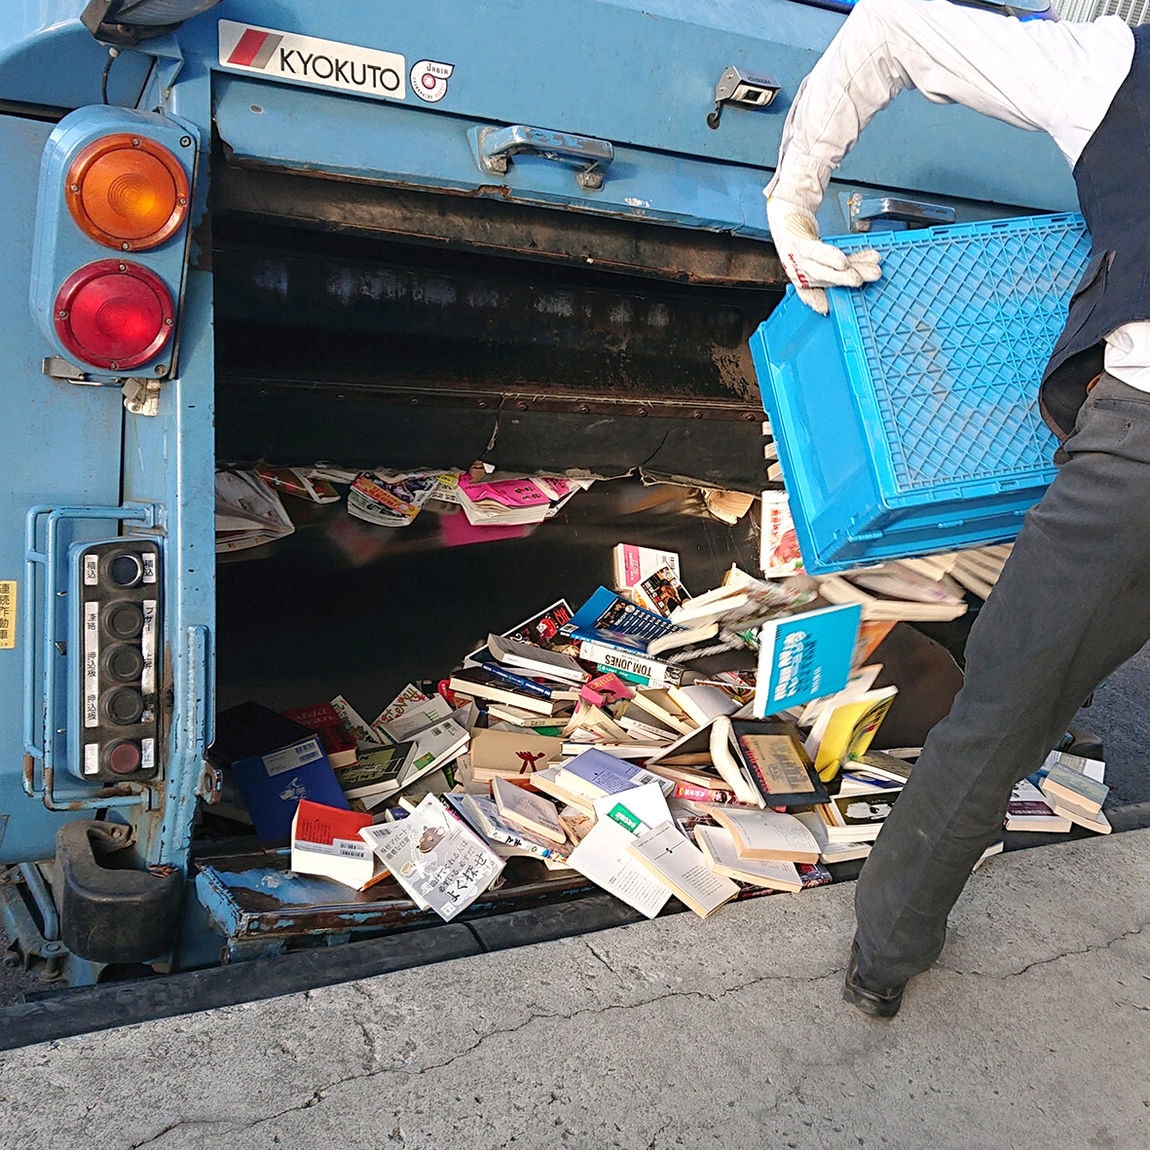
left=767, top=196, right=882, bottom=315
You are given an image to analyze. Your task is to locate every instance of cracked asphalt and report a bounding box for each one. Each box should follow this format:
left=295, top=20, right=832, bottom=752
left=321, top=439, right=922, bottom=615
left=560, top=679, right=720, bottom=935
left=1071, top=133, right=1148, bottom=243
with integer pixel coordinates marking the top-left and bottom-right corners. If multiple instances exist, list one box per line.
left=0, top=829, right=1146, bottom=1149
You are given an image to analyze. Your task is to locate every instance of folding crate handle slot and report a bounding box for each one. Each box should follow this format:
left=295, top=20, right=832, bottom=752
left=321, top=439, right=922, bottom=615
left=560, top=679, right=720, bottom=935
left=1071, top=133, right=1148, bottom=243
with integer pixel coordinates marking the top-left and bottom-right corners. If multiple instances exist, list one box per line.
left=469, top=124, right=614, bottom=190
left=847, top=195, right=955, bottom=233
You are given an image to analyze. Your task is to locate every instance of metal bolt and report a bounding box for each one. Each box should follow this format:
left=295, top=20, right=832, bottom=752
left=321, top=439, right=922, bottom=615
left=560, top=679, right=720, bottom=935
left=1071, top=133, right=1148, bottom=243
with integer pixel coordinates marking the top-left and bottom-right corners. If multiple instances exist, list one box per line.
left=180, top=136, right=192, bottom=148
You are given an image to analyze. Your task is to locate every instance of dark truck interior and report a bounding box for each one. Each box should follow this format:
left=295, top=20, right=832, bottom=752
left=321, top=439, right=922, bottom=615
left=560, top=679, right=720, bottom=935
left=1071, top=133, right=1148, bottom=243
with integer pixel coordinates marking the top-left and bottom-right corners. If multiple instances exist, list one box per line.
left=209, top=160, right=785, bottom=712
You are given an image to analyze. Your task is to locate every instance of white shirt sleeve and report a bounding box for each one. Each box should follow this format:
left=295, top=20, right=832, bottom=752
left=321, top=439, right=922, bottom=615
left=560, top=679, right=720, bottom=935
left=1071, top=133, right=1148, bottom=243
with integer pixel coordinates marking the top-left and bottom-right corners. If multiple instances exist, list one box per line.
left=765, top=0, right=1135, bottom=210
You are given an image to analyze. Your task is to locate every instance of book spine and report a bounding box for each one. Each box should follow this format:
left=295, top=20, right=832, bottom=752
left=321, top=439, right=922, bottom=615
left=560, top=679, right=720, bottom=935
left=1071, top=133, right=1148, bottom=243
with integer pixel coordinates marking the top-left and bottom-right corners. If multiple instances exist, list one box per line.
left=476, top=661, right=555, bottom=700
left=483, top=825, right=554, bottom=857
left=577, top=640, right=682, bottom=687
left=672, top=781, right=743, bottom=805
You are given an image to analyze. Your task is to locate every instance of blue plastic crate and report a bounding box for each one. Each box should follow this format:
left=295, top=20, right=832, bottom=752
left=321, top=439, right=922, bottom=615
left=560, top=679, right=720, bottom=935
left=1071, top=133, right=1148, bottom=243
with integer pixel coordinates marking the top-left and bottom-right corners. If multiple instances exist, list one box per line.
left=750, top=213, right=1091, bottom=574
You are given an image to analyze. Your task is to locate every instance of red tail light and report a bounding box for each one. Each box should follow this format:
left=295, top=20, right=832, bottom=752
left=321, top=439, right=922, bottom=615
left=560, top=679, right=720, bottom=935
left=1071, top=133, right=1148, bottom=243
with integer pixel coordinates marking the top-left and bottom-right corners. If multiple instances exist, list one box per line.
left=53, top=258, right=174, bottom=370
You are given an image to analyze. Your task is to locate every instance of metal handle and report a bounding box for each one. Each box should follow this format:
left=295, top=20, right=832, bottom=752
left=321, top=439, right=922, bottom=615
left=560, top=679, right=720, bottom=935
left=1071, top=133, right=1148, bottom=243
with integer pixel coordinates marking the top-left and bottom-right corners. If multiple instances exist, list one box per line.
left=470, top=124, right=614, bottom=190
left=848, top=194, right=956, bottom=233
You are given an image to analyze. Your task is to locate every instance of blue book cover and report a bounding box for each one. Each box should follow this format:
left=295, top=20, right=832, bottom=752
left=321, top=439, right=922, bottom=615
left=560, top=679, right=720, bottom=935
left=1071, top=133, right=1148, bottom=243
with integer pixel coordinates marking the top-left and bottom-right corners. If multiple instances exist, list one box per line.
left=753, top=603, right=862, bottom=717
left=230, top=737, right=349, bottom=841
left=562, top=586, right=682, bottom=653
left=211, top=701, right=350, bottom=840
left=559, top=746, right=671, bottom=797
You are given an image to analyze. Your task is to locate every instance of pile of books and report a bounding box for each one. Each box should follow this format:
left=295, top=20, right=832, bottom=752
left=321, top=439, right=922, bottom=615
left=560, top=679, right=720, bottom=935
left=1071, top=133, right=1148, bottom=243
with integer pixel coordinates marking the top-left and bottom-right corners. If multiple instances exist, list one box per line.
left=216, top=539, right=1087, bottom=927
left=1005, top=749, right=1112, bottom=836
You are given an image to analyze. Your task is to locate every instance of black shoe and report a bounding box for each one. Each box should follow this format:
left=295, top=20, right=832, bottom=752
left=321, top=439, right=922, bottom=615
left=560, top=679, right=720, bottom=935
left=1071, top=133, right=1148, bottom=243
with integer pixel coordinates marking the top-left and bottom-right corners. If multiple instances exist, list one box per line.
left=843, top=942, right=905, bottom=1019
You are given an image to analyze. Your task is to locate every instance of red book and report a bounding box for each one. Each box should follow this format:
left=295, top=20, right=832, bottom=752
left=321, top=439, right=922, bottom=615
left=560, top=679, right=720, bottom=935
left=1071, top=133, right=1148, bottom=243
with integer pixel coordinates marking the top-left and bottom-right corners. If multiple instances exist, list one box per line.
left=290, top=800, right=384, bottom=890
left=283, top=702, right=358, bottom=768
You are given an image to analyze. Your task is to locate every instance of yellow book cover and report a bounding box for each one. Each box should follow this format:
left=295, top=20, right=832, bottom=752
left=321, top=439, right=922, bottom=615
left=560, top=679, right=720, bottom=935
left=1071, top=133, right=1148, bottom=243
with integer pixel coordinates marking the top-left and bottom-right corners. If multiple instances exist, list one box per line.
left=812, top=687, right=898, bottom=783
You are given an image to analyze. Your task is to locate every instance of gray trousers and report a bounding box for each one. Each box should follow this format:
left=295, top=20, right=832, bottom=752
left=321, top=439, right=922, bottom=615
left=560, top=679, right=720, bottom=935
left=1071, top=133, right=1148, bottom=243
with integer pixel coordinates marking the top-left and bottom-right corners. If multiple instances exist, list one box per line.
left=854, top=373, right=1150, bottom=986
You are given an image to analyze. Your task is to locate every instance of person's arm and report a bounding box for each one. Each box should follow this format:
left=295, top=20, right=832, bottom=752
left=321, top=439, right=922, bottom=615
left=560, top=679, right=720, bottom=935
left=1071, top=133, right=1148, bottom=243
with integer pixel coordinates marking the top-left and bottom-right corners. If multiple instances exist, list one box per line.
left=767, top=0, right=1134, bottom=313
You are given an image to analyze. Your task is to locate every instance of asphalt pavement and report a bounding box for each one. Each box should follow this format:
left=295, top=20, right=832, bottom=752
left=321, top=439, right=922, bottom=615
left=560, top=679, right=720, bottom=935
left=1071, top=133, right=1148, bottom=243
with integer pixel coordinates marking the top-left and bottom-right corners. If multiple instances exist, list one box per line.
left=0, top=825, right=1146, bottom=1150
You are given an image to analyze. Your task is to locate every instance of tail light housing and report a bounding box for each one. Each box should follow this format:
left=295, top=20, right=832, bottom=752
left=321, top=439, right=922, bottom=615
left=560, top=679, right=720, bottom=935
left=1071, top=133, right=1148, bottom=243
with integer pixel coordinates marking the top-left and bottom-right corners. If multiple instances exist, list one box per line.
left=31, top=105, right=197, bottom=380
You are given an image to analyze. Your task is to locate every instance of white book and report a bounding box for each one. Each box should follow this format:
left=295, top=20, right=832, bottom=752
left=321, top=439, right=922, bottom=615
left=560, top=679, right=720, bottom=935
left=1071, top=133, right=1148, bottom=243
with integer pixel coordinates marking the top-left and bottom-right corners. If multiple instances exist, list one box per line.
left=711, top=804, right=821, bottom=862
left=359, top=795, right=504, bottom=920
left=371, top=686, right=453, bottom=743
left=793, top=809, right=872, bottom=864
left=396, top=715, right=470, bottom=790
left=486, top=632, right=588, bottom=685
left=667, top=683, right=741, bottom=728
left=693, top=824, right=804, bottom=892
left=566, top=783, right=675, bottom=918
left=612, top=543, right=685, bottom=615
left=627, top=821, right=740, bottom=918
left=492, top=775, right=566, bottom=843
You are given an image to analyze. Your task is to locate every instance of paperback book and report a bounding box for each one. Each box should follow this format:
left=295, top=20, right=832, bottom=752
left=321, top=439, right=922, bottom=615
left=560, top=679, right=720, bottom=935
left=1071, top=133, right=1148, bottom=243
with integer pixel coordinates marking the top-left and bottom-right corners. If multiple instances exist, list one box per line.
left=290, top=799, right=382, bottom=891
left=565, top=783, right=675, bottom=918
left=492, top=775, right=566, bottom=843
left=625, top=821, right=740, bottom=918
left=816, top=788, right=899, bottom=842
left=752, top=602, right=862, bottom=718
left=693, top=823, right=804, bottom=892
left=709, top=805, right=821, bottom=863
left=563, top=585, right=683, bottom=653
left=359, top=794, right=504, bottom=921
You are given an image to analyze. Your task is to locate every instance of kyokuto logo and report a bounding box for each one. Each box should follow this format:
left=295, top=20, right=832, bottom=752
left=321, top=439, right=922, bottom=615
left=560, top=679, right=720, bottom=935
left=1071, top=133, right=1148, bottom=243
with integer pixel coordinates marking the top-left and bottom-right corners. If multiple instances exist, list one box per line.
left=218, top=21, right=406, bottom=100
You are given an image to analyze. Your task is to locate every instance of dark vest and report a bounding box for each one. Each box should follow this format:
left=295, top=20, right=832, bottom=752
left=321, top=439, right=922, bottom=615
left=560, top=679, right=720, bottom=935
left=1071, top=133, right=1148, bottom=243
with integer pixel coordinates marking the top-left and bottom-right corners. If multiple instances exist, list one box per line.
left=1040, top=22, right=1150, bottom=438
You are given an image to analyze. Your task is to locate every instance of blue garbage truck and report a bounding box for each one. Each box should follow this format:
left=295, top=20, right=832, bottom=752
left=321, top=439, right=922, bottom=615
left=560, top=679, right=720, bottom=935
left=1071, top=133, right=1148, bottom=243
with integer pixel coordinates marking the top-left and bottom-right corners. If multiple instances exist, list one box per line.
left=0, top=0, right=1084, bottom=1013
